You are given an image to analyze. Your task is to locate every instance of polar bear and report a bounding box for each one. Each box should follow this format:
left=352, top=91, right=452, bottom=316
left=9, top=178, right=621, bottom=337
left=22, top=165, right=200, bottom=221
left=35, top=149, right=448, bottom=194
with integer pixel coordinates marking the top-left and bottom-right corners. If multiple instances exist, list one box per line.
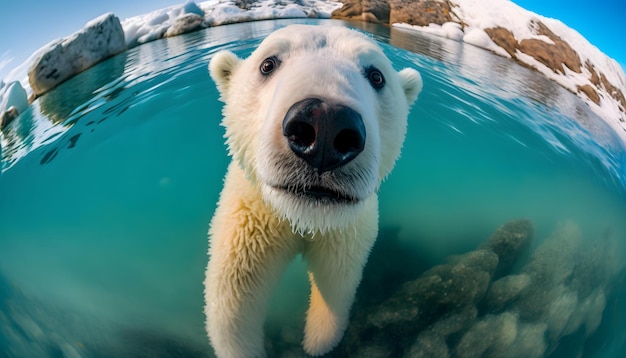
left=204, top=24, right=422, bottom=357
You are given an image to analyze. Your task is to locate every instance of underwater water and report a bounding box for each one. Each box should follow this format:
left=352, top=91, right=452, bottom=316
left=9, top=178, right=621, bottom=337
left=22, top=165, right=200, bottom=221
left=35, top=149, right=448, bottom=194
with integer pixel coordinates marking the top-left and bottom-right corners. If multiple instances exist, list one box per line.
left=1, top=18, right=625, bottom=357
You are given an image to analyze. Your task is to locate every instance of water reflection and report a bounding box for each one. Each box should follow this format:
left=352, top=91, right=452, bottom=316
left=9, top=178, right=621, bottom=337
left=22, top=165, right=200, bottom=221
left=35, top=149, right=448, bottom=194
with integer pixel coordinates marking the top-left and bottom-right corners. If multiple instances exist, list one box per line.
left=372, top=24, right=623, bottom=148
left=39, top=52, right=128, bottom=125
left=366, top=24, right=626, bottom=194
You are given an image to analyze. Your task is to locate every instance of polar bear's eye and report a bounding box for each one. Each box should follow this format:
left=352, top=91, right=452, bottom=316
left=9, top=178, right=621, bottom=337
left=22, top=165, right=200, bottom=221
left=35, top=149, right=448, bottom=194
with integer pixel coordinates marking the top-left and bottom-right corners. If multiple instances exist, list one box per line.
left=365, top=66, right=385, bottom=90
left=260, top=57, right=278, bottom=75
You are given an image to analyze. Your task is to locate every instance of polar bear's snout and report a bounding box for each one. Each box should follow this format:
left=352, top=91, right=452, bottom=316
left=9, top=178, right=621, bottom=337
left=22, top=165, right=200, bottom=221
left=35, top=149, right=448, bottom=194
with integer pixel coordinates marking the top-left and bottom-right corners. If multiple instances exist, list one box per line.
left=282, top=98, right=366, bottom=174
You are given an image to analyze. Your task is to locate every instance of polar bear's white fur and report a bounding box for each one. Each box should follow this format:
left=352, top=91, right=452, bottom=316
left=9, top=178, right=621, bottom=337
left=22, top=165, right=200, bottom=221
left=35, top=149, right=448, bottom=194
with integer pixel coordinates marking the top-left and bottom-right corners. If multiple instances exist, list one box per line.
left=204, top=24, right=422, bottom=357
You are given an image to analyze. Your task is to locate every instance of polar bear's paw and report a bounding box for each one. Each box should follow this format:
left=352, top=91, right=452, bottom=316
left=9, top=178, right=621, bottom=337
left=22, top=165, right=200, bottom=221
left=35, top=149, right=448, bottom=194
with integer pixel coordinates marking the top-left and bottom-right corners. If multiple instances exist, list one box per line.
left=302, top=295, right=347, bottom=356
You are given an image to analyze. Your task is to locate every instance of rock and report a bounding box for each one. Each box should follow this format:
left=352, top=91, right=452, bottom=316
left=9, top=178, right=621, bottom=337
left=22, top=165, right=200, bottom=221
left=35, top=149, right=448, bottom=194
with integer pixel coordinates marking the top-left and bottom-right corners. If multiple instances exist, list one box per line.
left=165, top=1, right=206, bottom=37
left=0, top=106, right=19, bottom=129
left=333, top=0, right=454, bottom=26
left=333, top=0, right=626, bottom=126
left=484, top=18, right=625, bottom=123
left=333, top=223, right=510, bottom=356
left=28, top=13, right=126, bottom=96
left=454, top=312, right=518, bottom=358
left=485, top=274, right=531, bottom=311
left=578, top=84, right=600, bottom=104
left=599, top=72, right=626, bottom=115
left=484, top=27, right=517, bottom=57
left=502, top=220, right=622, bottom=354
left=484, top=21, right=584, bottom=79
left=0, top=81, right=28, bottom=129
left=405, top=305, right=479, bottom=358
left=330, top=218, right=623, bottom=357
left=479, top=219, right=534, bottom=277
left=545, top=285, right=578, bottom=340
left=428, top=305, right=478, bottom=336
left=501, top=322, right=548, bottom=358
left=367, top=302, right=419, bottom=328
left=582, top=289, right=606, bottom=336
left=353, top=344, right=393, bottom=358
left=580, top=61, right=606, bottom=106
left=234, top=0, right=256, bottom=10
left=518, top=20, right=582, bottom=75
left=389, top=0, right=454, bottom=27
left=165, top=13, right=205, bottom=37
left=406, top=331, right=450, bottom=358
left=516, top=220, right=582, bottom=320
left=332, top=0, right=390, bottom=23
left=331, top=0, right=364, bottom=19
left=409, top=249, right=497, bottom=311
left=0, top=81, right=28, bottom=112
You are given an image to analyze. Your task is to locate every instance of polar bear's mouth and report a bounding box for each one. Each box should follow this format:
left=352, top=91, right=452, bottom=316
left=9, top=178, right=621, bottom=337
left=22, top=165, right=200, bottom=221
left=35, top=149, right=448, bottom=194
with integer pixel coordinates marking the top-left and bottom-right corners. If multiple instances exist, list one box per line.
left=277, top=185, right=358, bottom=204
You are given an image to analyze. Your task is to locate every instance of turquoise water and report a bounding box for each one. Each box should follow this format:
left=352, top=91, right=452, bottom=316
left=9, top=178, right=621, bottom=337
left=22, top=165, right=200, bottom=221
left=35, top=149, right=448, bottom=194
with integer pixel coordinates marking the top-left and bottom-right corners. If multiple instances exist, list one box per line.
left=1, top=19, right=625, bottom=357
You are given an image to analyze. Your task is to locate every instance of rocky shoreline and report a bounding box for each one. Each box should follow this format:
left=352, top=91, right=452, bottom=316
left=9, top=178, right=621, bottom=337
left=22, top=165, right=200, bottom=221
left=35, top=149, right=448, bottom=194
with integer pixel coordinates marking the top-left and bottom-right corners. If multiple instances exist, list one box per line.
left=1, top=0, right=625, bottom=134
left=331, top=0, right=626, bottom=133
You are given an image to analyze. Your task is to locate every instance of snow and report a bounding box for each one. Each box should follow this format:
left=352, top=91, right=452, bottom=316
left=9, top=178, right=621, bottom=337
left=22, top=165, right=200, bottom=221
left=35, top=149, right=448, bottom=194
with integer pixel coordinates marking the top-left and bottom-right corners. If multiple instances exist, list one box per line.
left=1, top=0, right=624, bottom=143
left=462, top=28, right=510, bottom=58
left=396, top=22, right=464, bottom=42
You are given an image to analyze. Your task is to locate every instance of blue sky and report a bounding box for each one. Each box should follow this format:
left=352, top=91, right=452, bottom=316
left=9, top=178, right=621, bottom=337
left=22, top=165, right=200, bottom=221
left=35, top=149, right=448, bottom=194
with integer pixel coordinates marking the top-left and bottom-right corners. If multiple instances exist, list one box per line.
left=0, top=0, right=624, bottom=82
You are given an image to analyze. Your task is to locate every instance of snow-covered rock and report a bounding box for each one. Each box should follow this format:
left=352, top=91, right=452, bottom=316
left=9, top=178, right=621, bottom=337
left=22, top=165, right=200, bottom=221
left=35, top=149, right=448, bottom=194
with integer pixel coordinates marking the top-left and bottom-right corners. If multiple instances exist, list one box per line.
left=124, top=1, right=208, bottom=47
left=0, top=81, right=28, bottom=129
left=165, top=13, right=205, bottom=37
left=121, top=0, right=341, bottom=48
left=333, top=0, right=626, bottom=139
left=28, top=13, right=126, bottom=96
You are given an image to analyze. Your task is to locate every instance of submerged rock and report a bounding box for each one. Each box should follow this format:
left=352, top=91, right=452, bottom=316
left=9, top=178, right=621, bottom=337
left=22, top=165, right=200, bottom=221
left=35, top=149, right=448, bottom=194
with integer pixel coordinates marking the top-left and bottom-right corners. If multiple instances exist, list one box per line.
left=455, top=312, right=518, bottom=358
left=516, top=220, right=583, bottom=320
left=485, top=274, right=531, bottom=311
left=28, top=13, right=126, bottom=96
left=331, top=220, right=532, bottom=356
left=479, top=219, right=534, bottom=277
left=326, top=218, right=624, bottom=357
left=406, top=306, right=477, bottom=358
left=500, top=322, right=548, bottom=358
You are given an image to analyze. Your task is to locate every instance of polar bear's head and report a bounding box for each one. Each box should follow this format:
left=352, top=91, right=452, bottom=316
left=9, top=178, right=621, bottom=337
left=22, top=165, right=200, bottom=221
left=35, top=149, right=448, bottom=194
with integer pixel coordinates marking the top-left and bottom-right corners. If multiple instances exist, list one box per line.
left=210, top=25, right=422, bottom=233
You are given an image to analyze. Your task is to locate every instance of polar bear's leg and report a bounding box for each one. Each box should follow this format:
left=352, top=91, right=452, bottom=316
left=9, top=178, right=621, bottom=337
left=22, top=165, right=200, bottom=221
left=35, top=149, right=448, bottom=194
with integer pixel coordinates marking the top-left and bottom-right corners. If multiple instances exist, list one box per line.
left=302, top=196, right=379, bottom=356
left=205, top=164, right=300, bottom=358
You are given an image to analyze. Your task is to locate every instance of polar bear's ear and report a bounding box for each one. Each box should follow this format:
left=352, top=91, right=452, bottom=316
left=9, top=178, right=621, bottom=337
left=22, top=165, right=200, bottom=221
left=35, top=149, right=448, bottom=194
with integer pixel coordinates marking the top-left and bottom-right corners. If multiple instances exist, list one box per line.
left=398, top=68, right=423, bottom=104
left=209, top=51, right=242, bottom=96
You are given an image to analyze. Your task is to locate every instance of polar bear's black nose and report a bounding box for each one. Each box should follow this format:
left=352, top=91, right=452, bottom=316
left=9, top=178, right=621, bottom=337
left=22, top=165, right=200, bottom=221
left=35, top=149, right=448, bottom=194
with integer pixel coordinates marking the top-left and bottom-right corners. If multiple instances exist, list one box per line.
left=283, top=98, right=366, bottom=173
